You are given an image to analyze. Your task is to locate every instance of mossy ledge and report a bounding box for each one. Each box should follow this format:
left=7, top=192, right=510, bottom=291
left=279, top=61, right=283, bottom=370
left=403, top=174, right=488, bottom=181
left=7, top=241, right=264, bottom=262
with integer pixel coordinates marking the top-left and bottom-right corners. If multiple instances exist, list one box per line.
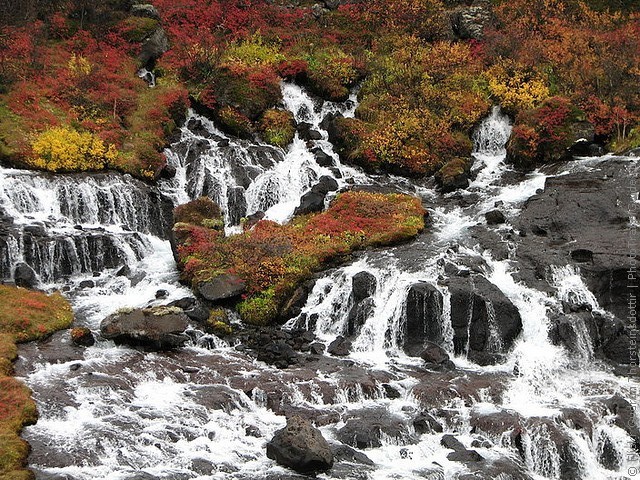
left=174, top=191, right=426, bottom=326
left=0, top=285, right=74, bottom=480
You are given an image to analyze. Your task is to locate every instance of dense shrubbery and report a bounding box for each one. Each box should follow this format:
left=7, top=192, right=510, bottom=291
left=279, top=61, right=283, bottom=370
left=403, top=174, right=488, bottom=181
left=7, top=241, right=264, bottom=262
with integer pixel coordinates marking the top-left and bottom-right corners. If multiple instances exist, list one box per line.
left=0, top=286, right=73, bottom=480
left=175, top=191, right=425, bottom=325
left=1, top=0, right=639, bottom=176
left=259, top=109, right=295, bottom=148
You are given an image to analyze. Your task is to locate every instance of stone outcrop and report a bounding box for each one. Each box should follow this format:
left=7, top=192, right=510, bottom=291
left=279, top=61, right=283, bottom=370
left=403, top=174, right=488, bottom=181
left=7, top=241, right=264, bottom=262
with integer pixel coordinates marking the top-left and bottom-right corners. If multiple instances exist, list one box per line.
left=100, top=306, right=191, bottom=350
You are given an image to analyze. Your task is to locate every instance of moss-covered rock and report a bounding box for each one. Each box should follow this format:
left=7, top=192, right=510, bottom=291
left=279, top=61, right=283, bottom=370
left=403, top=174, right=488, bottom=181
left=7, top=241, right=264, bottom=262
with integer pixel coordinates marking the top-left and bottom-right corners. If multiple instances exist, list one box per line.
left=435, top=157, right=473, bottom=192
left=175, top=192, right=426, bottom=325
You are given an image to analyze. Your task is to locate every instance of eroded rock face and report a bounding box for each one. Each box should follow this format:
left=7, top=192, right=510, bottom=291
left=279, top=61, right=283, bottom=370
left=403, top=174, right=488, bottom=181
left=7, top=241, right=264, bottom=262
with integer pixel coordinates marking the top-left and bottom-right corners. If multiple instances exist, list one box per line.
left=402, top=282, right=444, bottom=356
left=100, top=306, right=191, bottom=350
left=266, top=416, right=334, bottom=474
left=446, top=274, right=522, bottom=361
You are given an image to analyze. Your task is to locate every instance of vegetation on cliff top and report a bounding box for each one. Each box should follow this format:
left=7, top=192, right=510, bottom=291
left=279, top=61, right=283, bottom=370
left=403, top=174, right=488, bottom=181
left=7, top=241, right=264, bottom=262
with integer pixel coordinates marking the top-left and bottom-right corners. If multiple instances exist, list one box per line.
left=0, top=0, right=639, bottom=177
left=0, top=285, right=73, bottom=480
left=174, top=192, right=425, bottom=325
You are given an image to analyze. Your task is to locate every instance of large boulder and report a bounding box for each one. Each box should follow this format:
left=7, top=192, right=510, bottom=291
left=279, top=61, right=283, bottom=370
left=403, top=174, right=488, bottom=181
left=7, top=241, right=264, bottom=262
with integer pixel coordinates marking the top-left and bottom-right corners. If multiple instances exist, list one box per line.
left=138, top=28, right=169, bottom=66
left=266, top=416, right=334, bottom=474
left=197, top=274, right=246, bottom=302
left=402, top=282, right=444, bottom=355
left=100, top=306, right=191, bottom=350
left=447, top=275, right=522, bottom=360
left=13, top=262, right=38, bottom=288
left=435, top=157, right=473, bottom=193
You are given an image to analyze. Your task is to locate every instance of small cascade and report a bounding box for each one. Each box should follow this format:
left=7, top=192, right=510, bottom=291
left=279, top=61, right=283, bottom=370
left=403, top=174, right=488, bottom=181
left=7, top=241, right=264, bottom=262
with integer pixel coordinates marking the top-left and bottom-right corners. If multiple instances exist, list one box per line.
left=0, top=166, right=173, bottom=285
left=289, top=258, right=450, bottom=361
left=0, top=169, right=171, bottom=236
left=473, top=106, right=512, bottom=157
left=163, top=82, right=367, bottom=228
left=549, top=265, right=600, bottom=311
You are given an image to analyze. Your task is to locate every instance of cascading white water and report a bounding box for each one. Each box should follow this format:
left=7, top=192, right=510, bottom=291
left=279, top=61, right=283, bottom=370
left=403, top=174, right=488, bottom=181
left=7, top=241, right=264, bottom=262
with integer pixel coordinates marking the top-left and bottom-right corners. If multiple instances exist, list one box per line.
left=8, top=95, right=639, bottom=480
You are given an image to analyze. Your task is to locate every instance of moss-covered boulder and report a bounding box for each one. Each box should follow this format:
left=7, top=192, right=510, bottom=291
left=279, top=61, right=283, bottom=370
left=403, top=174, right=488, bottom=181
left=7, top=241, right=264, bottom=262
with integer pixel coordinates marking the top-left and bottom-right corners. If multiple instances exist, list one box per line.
left=174, top=191, right=426, bottom=325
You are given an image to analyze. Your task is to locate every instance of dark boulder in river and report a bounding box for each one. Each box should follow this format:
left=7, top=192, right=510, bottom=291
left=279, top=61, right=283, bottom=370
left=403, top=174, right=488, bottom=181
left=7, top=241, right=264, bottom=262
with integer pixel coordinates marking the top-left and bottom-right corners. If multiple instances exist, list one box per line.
left=267, top=416, right=334, bottom=474
left=100, top=306, right=191, bottom=350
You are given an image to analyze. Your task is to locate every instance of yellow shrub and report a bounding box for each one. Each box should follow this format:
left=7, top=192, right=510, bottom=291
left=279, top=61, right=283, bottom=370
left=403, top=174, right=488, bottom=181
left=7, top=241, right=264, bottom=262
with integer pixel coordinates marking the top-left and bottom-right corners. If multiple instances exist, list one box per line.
left=67, top=53, right=92, bottom=77
left=31, top=126, right=117, bottom=172
left=486, top=61, right=549, bottom=112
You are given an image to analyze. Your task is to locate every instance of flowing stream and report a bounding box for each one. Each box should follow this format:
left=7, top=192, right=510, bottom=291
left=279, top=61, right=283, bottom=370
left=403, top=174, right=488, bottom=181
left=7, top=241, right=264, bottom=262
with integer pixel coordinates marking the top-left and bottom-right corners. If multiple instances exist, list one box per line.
left=1, top=84, right=638, bottom=480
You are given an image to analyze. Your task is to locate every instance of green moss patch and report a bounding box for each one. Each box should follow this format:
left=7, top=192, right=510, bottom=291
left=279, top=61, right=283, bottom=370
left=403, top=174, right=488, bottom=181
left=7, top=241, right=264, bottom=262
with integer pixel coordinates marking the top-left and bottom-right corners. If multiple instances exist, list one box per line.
left=0, top=286, right=73, bottom=478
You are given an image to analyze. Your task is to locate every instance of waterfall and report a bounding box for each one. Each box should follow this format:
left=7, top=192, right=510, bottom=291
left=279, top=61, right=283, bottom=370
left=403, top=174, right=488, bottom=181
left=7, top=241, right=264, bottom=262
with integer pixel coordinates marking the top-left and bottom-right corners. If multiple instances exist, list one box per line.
left=473, top=106, right=512, bottom=157
left=8, top=95, right=639, bottom=480
left=163, top=82, right=367, bottom=228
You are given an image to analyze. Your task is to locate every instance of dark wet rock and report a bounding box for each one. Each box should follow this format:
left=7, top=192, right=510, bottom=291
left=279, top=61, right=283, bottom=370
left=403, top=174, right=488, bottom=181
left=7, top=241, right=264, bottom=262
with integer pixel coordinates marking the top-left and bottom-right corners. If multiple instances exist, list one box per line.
left=570, top=248, right=593, bottom=263
left=313, top=175, right=339, bottom=195
left=79, top=279, right=95, bottom=289
left=337, top=407, right=416, bottom=449
left=382, top=383, right=401, bottom=399
left=313, top=148, right=334, bottom=167
left=328, top=336, right=352, bottom=356
left=419, top=341, right=452, bottom=367
left=331, top=443, right=375, bottom=466
left=597, top=432, right=621, bottom=470
left=309, top=343, right=325, bottom=355
left=246, top=425, right=262, bottom=438
left=548, top=312, right=598, bottom=358
left=516, top=160, right=635, bottom=320
left=447, top=449, right=484, bottom=463
left=189, top=384, right=248, bottom=412
left=413, top=412, right=443, bottom=434
left=296, top=123, right=320, bottom=142
left=167, top=297, right=209, bottom=323
left=159, top=163, right=177, bottom=179
left=281, top=280, right=316, bottom=321
left=435, top=157, right=473, bottom=192
left=197, top=274, right=246, bottom=302
left=245, top=211, right=265, bottom=229
left=446, top=274, right=522, bottom=359
left=441, top=434, right=466, bottom=452
left=13, top=262, right=38, bottom=288
left=308, top=130, right=323, bottom=140
left=266, top=416, right=334, bottom=474
left=601, top=394, right=640, bottom=450
left=352, top=271, right=377, bottom=302
left=485, top=209, right=506, bottom=225
left=191, top=458, right=216, bottom=476
left=403, top=282, right=444, bottom=355
left=294, top=191, right=326, bottom=215
left=347, top=297, right=374, bottom=336
left=100, top=306, right=191, bottom=350
left=155, top=289, right=169, bottom=299
left=346, top=271, right=377, bottom=335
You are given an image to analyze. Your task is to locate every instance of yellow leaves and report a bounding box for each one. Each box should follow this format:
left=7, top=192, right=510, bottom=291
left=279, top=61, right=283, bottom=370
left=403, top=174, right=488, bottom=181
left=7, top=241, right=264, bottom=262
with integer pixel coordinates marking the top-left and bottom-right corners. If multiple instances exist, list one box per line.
left=485, top=61, right=550, bottom=112
left=67, top=53, right=92, bottom=77
left=30, top=126, right=117, bottom=172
